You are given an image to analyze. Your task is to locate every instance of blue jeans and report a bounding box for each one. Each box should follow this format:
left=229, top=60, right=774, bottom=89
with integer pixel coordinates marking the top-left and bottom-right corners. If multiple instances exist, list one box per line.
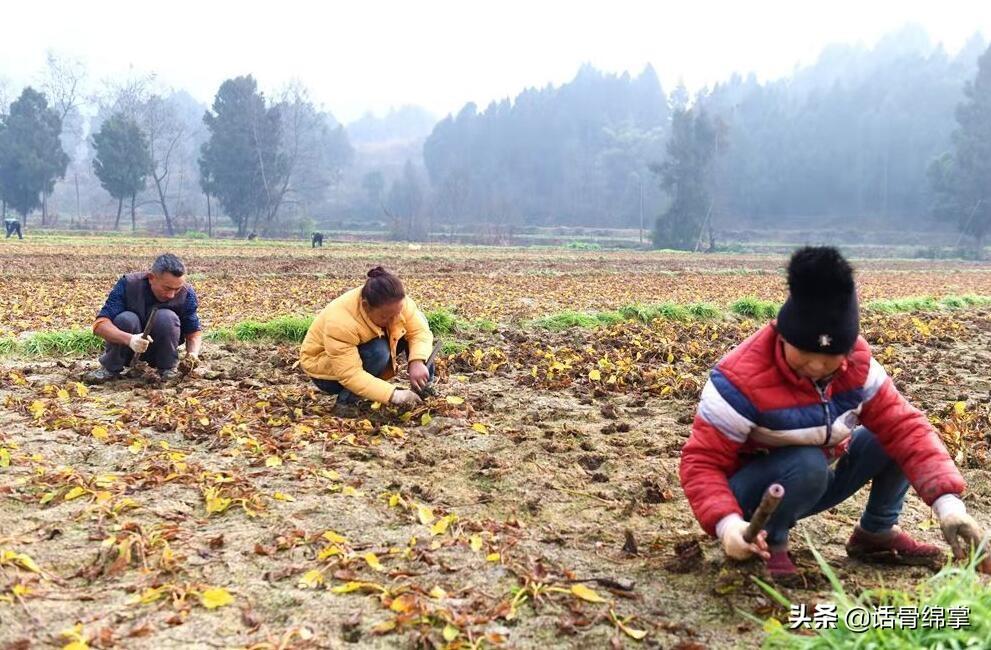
left=728, top=427, right=909, bottom=546
left=312, top=337, right=434, bottom=404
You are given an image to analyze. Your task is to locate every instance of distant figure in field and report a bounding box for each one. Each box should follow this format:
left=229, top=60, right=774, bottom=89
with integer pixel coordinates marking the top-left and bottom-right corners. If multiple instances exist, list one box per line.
left=4, top=218, right=23, bottom=240
left=247, top=232, right=258, bottom=241
left=87, top=253, right=203, bottom=382
left=312, top=232, right=324, bottom=248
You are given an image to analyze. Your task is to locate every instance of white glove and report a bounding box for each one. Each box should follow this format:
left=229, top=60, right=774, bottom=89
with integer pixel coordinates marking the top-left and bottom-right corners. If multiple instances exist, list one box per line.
left=390, top=389, right=423, bottom=409
left=934, top=495, right=991, bottom=573
left=718, top=515, right=770, bottom=561
left=128, top=333, right=152, bottom=354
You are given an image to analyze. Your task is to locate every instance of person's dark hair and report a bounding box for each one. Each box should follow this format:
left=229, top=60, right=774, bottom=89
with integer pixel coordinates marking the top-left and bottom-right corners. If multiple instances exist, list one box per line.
left=361, top=266, right=405, bottom=308
left=151, top=253, right=186, bottom=277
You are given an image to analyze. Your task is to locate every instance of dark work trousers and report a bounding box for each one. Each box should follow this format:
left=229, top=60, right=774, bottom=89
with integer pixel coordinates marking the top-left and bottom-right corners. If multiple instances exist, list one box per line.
left=4, top=220, right=23, bottom=239
left=312, top=337, right=435, bottom=404
left=99, top=309, right=181, bottom=372
left=728, top=427, right=910, bottom=547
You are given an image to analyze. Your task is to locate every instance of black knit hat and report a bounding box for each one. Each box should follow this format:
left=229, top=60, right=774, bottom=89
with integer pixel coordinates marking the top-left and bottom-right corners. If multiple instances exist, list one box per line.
left=776, top=246, right=859, bottom=354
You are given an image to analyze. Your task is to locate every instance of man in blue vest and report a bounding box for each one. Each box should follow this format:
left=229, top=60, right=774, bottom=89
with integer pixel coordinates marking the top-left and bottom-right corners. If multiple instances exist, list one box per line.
left=88, top=253, right=202, bottom=381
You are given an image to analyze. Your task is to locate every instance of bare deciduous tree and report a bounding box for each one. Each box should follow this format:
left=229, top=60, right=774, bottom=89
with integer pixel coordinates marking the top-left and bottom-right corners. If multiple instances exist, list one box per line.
left=39, top=52, right=88, bottom=225
left=100, top=75, right=189, bottom=235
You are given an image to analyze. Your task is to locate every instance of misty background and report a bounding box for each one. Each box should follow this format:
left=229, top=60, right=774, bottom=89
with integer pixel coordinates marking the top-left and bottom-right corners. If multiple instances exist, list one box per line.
left=1, top=2, right=990, bottom=253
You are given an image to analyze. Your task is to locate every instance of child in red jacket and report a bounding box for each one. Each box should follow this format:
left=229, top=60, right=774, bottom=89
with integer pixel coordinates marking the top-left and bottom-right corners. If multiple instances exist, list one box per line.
left=679, top=247, right=989, bottom=578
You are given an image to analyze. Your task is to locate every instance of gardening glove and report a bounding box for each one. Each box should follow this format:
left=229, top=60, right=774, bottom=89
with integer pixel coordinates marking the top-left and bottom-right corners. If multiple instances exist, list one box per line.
left=939, top=510, right=991, bottom=573
left=128, top=334, right=152, bottom=354
left=719, top=516, right=770, bottom=561
left=390, top=389, right=423, bottom=409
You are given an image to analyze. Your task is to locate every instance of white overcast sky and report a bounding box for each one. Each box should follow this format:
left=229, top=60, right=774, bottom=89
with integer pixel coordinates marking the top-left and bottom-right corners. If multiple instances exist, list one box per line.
left=1, top=0, right=989, bottom=122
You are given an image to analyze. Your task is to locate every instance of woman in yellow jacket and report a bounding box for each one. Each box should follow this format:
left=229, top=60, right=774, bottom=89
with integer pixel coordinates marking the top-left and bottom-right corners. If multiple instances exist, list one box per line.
left=300, top=267, right=434, bottom=408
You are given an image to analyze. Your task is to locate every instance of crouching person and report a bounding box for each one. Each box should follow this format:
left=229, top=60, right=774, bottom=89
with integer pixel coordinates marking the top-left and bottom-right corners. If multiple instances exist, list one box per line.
left=88, top=253, right=202, bottom=381
left=300, top=266, right=434, bottom=411
left=679, top=246, right=990, bottom=580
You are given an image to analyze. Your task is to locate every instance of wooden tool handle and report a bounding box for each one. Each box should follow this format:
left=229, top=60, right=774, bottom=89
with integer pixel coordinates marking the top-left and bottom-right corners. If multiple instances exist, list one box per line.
left=129, top=306, right=159, bottom=368
left=743, top=483, right=784, bottom=543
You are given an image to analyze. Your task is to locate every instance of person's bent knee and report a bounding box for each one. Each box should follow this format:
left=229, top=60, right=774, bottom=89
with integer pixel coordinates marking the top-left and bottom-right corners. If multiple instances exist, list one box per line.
left=113, top=311, right=142, bottom=333
left=151, top=309, right=180, bottom=328
left=365, top=338, right=392, bottom=364
left=776, top=446, right=830, bottom=491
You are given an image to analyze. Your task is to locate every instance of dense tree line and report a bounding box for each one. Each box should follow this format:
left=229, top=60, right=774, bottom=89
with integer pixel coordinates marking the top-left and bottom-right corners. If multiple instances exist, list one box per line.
left=424, top=64, right=669, bottom=228
left=422, top=26, right=989, bottom=244
left=0, top=26, right=988, bottom=246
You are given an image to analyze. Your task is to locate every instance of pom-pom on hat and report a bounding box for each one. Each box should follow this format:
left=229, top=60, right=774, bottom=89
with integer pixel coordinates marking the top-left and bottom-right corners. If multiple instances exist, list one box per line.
left=776, top=246, right=859, bottom=354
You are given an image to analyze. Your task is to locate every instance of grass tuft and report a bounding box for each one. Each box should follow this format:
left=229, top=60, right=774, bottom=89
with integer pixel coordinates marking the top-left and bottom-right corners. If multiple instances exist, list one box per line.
left=730, top=297, right=781, bottom=320
left=748, top=536, right=991, bottom=649
left=20, top=330, right=104, bottom=356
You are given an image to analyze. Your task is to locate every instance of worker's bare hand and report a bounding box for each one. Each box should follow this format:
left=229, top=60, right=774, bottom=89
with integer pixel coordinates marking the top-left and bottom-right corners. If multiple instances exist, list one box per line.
left=721, top=519, right=770, bottom=561
left=390, top=389, right=423, bottom=409
left=409, top=360, right=430, bottom=392
left=128, top=333, right=152, bottom=354
left=940, top=511, right=991, bottom=574
left=179, top=352, right=199, bottom=375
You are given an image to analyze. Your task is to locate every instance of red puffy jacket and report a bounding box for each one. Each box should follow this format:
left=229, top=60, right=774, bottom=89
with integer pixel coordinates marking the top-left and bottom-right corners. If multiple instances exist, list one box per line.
left=679, top=322, right=965, bottom=537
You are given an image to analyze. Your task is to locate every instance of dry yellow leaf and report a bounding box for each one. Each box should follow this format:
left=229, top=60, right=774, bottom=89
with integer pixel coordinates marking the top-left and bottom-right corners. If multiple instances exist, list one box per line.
left=470, top=535, right=483, bottom=552
left=417, top=503, right=435, bottom=525
left=64, top=486, right=86, bottom=501
left=611, top=609, right=648, bottom=640
left=431, top=514, right=456, bottom=536
left=298, top=569, right=324, bottom=589
left=318, top=545, right=343, bottom=560
left=588, top=369, right=602, bottom=381
left=446, top=395, right=465, bottom=405
left=265, top=455, right=282, bottom=467
left=372, top=620, right=397, bottom=634
left=200, top=587, right=234, bottom=609
left=471, top=422, right=489, bottom=434
left=131, top=587, right=164, bottom=605
left=322, top=530, right=347, bottom=544
left=364, top=552, right=385, bottom=572
left=571, top=583, right=606, bottom=603
left=389, top=593, right=416, bottom=613
left=12, top=552, right=41, bottom=573
left=91, top=426, right=109, bottom=441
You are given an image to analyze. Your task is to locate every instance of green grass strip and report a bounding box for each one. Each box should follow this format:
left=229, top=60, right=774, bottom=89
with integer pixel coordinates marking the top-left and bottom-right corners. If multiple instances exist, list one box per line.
left=13, top=330, right=105, bottom=356
left=746, top=535, right=991, bottom=648
left=5, top=294, right=991, bottom=355
left=530, top=294, right=991, bottom=330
